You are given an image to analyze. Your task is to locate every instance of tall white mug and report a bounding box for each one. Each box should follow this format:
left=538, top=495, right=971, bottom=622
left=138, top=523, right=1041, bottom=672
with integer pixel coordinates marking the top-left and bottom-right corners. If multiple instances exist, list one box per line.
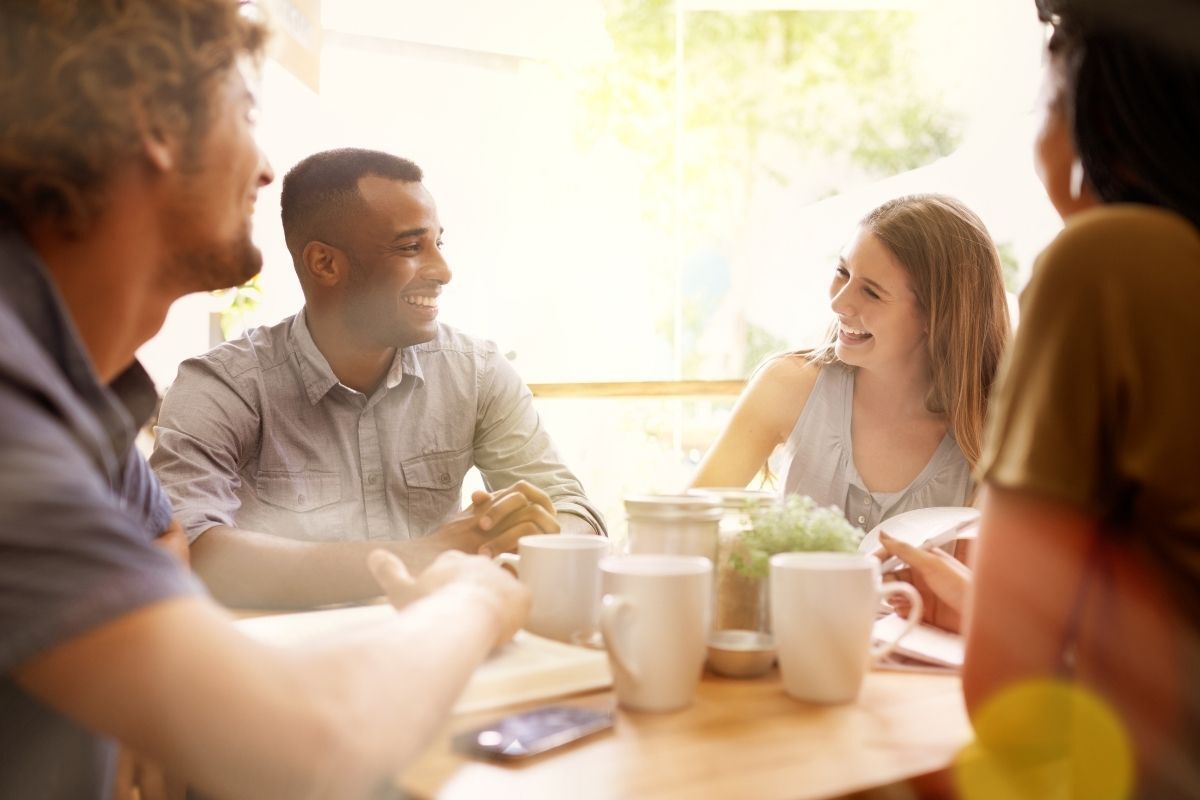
left=770, top=552, right=923, bottom=704
left=494, top=534, right=610, bottom=643
left=599, top=555, right=712, bottom=713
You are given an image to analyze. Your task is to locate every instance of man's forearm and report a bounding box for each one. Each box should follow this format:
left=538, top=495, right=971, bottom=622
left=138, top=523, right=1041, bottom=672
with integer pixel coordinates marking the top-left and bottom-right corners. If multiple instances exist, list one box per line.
left=278, top=586, right=503, bottom=796
left=191, top=525, right=445, bottom=610
left=19, top=589, right=504, bottom=800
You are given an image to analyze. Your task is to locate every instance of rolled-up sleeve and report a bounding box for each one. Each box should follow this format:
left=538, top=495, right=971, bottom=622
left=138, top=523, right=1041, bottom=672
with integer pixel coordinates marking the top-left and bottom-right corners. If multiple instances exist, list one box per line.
left=473, top=349, right=607, bottom=535
left=150, top=357, right=259, bottom=542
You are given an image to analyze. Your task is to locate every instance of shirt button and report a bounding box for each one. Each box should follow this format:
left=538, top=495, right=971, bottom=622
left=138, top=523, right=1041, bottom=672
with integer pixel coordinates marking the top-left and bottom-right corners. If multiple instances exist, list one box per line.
left=367, top=474, right=378, bottom=486
left=439, top=473, right=451, bottom=484
left=857, top=515, right=866, bottom=525
left=297, top=494, right=307, bottom=505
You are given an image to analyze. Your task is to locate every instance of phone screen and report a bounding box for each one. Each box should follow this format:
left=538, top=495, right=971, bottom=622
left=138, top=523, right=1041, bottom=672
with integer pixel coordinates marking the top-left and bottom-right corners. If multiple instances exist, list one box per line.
left=452, top=705, right=615, bottom=760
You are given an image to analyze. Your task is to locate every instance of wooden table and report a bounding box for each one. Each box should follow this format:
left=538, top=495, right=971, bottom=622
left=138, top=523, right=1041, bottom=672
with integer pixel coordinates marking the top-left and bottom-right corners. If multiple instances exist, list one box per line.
left=401, top=667, right=971, bottom=800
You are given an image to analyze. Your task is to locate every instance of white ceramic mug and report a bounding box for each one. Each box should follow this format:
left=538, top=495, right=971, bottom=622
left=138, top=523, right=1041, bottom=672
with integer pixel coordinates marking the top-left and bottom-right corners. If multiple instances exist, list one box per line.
left=494, top=534, right=610, bottom=643
left=599, top=554, right=712, bottom=712
left=770, top=552, right=923, bottom=704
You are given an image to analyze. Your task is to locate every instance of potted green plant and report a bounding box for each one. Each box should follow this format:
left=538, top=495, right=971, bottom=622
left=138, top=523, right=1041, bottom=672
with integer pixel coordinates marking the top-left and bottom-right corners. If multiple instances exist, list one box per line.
left=716, top=496, right=864, bottom=633
left=732, top=495, right=864, bottom=578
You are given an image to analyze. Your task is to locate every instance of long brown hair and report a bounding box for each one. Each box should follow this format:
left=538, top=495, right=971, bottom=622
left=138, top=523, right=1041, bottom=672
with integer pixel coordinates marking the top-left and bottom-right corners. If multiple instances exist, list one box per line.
left=802, top=194, right=1010, bottom=467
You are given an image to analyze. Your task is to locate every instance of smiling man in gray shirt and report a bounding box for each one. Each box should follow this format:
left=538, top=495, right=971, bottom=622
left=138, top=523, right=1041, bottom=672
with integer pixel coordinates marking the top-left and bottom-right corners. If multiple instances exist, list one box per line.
left=151, top=148, right=604, bottom=608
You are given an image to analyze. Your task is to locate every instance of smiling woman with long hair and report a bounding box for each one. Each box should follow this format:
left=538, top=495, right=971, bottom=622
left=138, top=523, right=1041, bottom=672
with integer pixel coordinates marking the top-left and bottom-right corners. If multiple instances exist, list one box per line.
left=691, top=193, right=1009, bottom=534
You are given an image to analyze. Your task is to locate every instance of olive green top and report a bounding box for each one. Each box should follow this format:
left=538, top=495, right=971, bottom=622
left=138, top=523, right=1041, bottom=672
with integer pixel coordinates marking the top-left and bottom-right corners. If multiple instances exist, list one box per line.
left=978, top=203, right=1200, bottom=797
left=980, top=204, right=1200, bottom=604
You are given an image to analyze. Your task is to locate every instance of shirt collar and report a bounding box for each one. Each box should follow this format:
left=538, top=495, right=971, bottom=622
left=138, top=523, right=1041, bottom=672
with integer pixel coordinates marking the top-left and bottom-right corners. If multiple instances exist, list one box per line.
left=396, top=344, right=423, bottom=388
left=289, top=308, right=422, bottom=404
left=289, top=309, right=340, bottom=404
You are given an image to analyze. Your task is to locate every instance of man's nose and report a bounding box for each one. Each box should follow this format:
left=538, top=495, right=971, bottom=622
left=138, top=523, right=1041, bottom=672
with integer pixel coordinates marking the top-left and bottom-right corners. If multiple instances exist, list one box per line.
left=257, top=147, right=274, bottom=188
left=423, top=250, right=452, bottom=285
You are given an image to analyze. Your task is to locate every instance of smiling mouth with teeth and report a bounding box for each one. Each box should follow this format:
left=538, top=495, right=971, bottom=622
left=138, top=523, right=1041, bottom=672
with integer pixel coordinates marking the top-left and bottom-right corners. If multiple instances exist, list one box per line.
left=404, top=295, right=438, bottom=308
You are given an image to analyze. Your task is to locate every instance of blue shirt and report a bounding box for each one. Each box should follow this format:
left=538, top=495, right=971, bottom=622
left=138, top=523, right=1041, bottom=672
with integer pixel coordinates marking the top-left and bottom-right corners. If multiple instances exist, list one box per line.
left=0, top=226, right=199, bottom=799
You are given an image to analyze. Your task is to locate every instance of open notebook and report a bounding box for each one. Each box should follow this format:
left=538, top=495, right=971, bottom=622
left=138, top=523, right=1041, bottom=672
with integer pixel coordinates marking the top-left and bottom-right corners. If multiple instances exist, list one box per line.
left=236, top=604, right=612, bottom=714
left=855, top=507, right=975, bottom=673
left=872, top=612, right=964, bottom=674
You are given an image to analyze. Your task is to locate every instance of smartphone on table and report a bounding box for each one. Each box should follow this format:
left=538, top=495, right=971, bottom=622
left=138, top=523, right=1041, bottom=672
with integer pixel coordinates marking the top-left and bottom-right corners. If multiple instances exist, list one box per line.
left=452, top=704, right=615, bottom=760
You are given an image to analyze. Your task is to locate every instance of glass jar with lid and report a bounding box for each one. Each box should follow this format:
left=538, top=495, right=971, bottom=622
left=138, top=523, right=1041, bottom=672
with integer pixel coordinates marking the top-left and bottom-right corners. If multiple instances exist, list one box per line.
left=687, top=488, right=780, bottom=632
left=623, top=494, right=723, bottom=566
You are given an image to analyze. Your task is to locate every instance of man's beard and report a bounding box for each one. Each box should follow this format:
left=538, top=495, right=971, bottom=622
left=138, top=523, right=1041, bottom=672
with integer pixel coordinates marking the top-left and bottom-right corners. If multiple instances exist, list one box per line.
left=169, top=226, right=263, bottom=296
left=159, top=161, right=264, bottom=295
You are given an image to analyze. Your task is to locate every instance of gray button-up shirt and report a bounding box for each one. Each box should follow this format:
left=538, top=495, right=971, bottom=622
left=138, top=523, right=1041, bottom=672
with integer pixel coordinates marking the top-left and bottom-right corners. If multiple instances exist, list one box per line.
left=151, top=311, right=604, bottom=542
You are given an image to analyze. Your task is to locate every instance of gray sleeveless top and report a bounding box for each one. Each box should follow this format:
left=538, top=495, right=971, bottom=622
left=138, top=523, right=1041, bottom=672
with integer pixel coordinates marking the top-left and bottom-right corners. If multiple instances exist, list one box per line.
left=780, top=361, right=972, bottom=531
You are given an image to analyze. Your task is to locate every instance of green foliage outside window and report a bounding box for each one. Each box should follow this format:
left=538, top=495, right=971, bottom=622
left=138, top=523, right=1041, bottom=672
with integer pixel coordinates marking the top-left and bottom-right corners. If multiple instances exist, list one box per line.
left=996, top=241, right=1021, bottom=293
left=577, top=2, right=963, bottom=377
left=214, top=275, right=263, bottom=342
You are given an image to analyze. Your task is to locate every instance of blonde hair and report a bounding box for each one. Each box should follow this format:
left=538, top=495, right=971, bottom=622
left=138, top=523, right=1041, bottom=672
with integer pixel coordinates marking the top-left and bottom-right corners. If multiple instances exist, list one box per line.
left=802, top=194, right=1010, bottom=467
left=0, top=0, right=267, bottom=237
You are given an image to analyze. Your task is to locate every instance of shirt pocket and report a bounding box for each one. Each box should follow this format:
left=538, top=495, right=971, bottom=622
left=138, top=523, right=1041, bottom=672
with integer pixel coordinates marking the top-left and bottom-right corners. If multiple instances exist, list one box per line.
left=243, top=470, right=348, bottom=543
left=255, top=471, right=342, bottom=513
left=401, top=448, right=473, bottom=535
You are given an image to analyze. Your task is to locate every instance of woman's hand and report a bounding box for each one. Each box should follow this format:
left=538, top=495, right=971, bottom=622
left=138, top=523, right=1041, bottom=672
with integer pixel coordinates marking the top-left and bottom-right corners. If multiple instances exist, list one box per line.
left=877, top=532, right=973, bottom=633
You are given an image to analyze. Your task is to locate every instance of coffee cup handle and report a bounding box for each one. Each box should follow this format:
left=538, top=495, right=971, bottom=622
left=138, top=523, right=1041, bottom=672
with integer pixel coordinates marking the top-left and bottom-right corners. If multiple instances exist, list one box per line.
left=868, top=582, right=924, bottom=661
left=493, top=552, right=519, bottom=575
left=600, top=594, right=639, bottom=681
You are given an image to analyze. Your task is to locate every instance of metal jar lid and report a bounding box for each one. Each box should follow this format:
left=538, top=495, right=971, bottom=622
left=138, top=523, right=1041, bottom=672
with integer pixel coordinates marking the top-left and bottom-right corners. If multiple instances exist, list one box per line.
left=624, top=494, right=723, bottom=522
left=686, top=487, right=779, bottom=512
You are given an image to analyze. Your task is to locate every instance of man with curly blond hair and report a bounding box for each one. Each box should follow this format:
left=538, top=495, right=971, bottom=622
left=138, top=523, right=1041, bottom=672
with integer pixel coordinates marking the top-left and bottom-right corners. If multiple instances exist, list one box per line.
left=0, top=3, right=531, bottom=798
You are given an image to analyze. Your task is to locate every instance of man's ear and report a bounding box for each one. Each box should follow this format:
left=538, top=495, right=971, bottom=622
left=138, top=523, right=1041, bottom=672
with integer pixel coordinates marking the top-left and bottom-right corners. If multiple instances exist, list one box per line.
left=131, top=95, right=177, bottom=173
left=302, top=241, right=345, bottom=287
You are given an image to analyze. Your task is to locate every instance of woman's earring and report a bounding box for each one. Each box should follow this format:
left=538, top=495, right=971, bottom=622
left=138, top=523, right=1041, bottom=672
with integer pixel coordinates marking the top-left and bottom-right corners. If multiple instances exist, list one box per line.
left=1069, top=158, right=1086, bottom=201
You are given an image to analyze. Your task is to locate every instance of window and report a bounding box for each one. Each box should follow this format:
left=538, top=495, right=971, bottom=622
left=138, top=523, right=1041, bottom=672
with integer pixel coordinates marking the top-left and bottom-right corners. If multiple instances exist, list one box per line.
left=141, top=0, right=1056, bottom=539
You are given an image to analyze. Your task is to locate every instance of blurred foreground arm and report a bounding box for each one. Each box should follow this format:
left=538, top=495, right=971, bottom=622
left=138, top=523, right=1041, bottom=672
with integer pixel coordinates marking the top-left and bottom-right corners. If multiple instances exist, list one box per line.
left=192, top=482, right=558, bottom=609
left=17, top=550, right=529, bottom=800
left=962, top=487, right=1097, bottom=711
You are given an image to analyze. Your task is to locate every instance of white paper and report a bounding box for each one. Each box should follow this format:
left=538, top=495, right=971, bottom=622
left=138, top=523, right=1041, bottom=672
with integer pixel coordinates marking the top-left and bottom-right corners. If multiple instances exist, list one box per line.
left=858, top=506, right=980, bottom=556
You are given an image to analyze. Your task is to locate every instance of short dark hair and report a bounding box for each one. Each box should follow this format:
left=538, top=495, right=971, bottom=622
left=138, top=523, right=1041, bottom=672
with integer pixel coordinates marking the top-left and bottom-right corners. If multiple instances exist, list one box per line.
left=1037, top=0, right=1200, bottom=227
left=0, top=0, right=267, bottom=236
left=280, top=148, right=423, bottom=266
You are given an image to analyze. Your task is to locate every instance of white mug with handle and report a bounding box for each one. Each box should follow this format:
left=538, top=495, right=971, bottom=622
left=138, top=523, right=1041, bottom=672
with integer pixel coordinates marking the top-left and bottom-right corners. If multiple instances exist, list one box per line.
left=493, top=534, right=610, bottom=644
left=599, top=554, right=712, bottom=712
left=770, top=552, right=923, bottom=704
